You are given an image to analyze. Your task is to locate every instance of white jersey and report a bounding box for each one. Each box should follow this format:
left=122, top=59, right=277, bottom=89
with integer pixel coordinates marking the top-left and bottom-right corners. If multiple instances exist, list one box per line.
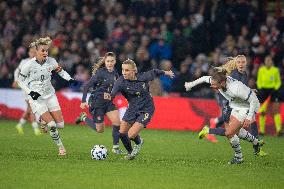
left=18, top=57, right=72, bottom=100
left=187, top=76, right=260, bottom=120
left=14, top=58, right=31, bottom=82
left=217, top=77, right=259, bottom=112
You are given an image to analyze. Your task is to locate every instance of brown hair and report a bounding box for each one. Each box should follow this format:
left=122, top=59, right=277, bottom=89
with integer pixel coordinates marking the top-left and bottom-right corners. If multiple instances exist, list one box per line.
left=122, top=58, right=137, bottom=73
left=92, top=52, right=116, bottom=75
left=211, top=67, right=227, bottom=83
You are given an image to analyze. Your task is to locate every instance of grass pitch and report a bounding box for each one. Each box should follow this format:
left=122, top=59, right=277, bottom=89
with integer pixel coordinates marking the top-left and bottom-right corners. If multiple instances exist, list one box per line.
left=0, top=119, right=283, bottom=189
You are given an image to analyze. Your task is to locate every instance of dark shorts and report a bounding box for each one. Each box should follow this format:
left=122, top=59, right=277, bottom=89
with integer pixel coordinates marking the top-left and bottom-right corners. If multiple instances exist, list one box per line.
left=88, top=96, right=116, bottom=123
left=122, top=109, right=154, bottom=128
left=222, top=103, right=232, bottom=124
left=257, top=88, right=279, bottom=103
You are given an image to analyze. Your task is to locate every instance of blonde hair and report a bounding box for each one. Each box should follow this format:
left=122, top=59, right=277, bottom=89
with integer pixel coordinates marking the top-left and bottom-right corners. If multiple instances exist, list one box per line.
left=217, top=55, right=246, bottom=75
left=29, top=41, right=37, bottom=48
left=122, top=58, right=137, bottom=73
left=35, top=37, right=52, bottom=48
left=92, top=52, right=116, bottom=75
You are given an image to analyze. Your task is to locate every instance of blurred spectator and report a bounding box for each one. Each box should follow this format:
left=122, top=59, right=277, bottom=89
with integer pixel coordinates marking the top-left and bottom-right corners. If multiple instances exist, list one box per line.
left=0, top=0, right=282, bottom=99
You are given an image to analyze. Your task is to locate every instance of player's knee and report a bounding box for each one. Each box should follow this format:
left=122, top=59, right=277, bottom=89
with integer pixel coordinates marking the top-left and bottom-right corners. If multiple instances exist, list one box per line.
left=56, top=121, right=64, bottom=129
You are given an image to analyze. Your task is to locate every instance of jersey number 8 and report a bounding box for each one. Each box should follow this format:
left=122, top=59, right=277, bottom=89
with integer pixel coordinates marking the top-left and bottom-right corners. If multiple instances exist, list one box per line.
left=41, top=75, right=45, bottom=82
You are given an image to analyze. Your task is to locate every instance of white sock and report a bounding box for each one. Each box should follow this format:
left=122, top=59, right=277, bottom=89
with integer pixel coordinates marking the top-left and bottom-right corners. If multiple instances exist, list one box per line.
left=113, top=145, right=119, bottom=149
left=230, top=135, right=243, bottom=159
left=19, top=118, right=27, bottom=126
left=48, top=121, right=64, bottom=148
left=214, top=118, right=219, bottom=124
left=32, top=121, right=39, bottom=130
left=238, top=128, right=258, bottom=145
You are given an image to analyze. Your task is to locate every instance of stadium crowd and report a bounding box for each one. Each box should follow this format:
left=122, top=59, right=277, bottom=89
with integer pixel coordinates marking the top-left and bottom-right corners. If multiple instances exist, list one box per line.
left=0, top=0, right=283, bottom=100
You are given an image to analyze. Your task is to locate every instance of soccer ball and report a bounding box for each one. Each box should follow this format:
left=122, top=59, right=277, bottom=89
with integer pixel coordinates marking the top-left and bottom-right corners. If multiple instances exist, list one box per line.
left=91, top=145, right=108, bottom=160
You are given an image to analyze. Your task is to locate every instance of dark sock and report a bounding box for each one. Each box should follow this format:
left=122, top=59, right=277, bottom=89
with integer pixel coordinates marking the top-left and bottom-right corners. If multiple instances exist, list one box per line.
left=85, top=117, right=96, bottom=130
left=119, top=133, right=133, bottom=154
left=130, top=135, right=141, bottom=145
left=209, top=128, right=225, bottom=136
left=112, top=125, right=120, bottom=145
left=250, top=122, right=259, bottom=138
left=216, top=117, right=224, bottom=128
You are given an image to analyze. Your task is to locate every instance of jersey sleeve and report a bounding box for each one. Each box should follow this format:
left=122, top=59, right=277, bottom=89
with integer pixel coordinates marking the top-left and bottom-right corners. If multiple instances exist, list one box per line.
left=17, top=63, right=31, bottom=94
left=274, top=68, right=281, bottom=90
left=139, top=69, right=165, bottom=81
left=14, top=67, right=20, bottom=82
left=233, top=82, right=260, bottom=120
left=191, top=76, right=211, bottom=87
left=82, top=73, right=101, bottom=102
left=49, top=57, right=72, bottom=81
left=110, top=77, right=122, bottom=99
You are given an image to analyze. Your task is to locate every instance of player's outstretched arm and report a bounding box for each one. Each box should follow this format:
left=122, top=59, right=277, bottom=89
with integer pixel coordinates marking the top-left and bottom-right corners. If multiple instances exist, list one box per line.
left=80, top=75, right=101, bottom=109
left=140, top=69, right=174, bottom=81
left=184, top=76, right=211, bottom=91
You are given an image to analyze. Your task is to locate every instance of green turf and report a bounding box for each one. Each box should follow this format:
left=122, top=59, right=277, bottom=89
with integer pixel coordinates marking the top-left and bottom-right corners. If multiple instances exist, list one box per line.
left=0, top=120, right=283, bottom=189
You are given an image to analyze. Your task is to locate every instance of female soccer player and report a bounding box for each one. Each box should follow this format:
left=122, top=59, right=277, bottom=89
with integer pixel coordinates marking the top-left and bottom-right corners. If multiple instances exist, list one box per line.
left=75, top=52, right=124, bottom=154
left=185, top=68, right=264, bottom=164
left=106, top=59, right=174, bottom=160
left=257, top=55, right=282, bottom=136
left=13, top=42, right=40, bottom=136
left=17, top=37, right=75, bottom=156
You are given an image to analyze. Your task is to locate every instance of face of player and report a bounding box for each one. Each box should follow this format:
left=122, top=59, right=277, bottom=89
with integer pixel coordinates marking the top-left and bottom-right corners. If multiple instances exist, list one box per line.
left=105, top=56, right=116, bottom=71
left=28, top=47, right=36, bottom=58
left=211, top=79, right=226, bottom=90
left=264, top=56, right=273, bottom=68
left=122, top=64, right=136, bottom=80
left=235, top=56, right=247, bottom=73
left=36, top=45, right=49, bottom=62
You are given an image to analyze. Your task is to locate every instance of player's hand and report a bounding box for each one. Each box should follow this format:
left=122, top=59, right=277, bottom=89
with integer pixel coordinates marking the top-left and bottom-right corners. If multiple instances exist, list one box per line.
left=103, top=92, right=111, bottom=100
left=242, top=119, right=253, bottom=128
left=184, top=82, right=193, bottom=91
left=29, top=91, right=41, bottom=100
left=69, top=79, right=78, bottom=85
left=12, top=81, right=18, bottom=88
left=164, top=70, right=175, bottom=78
left=80, top=102, right=89, bottom=109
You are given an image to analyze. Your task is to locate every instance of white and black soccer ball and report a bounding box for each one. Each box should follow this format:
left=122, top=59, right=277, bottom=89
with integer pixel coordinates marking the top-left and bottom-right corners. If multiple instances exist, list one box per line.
left=91, top=145, right=108, bottom=160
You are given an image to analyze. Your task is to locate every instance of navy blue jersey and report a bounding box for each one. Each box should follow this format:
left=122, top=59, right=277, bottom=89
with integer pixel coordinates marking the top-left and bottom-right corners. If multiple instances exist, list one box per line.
left=230, top=69, right=248, bottom=86
left=110, top=69, right=165, bottom=111
left=82, top=67, right=119, bottom=102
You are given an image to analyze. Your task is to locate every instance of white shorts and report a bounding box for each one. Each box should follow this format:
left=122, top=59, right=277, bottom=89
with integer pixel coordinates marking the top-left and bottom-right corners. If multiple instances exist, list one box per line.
left=231, top=109, right=255, bottom=122
left=29, top=94, right=61, bottom=115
